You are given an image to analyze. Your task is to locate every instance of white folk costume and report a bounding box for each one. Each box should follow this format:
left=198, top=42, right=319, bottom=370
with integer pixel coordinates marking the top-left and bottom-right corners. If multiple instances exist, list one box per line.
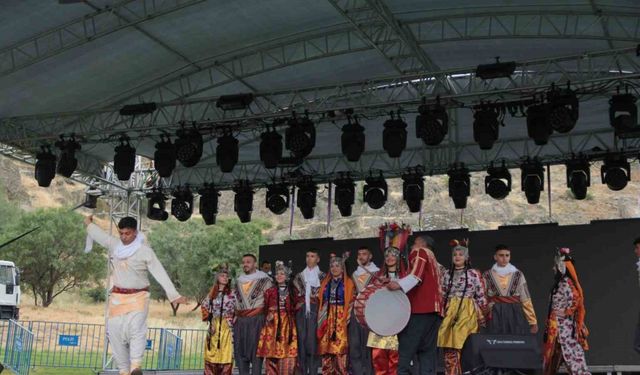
left=292, top=265, right=325, bottom=375
left=349, top=261, right=378, bottom=375
left=234, top=269, right=273, bottom=375
left=483, top=261, right=537, bottom=335
left=85, top=223, right=182, bottom=375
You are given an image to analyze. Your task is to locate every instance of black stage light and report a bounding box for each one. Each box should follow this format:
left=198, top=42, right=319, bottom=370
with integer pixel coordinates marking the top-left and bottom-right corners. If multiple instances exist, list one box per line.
left=260, top=127, right=283, bottom=169
left=609, top=93, right=638, bottom=138
left=526, top=103, right=553, bottom=145
left=55, top=135, right=81, bottom=178
left=485, top=161, right=511, bottom=200
left=285, top=114, right=316, bottom=159
left=233, top=180, right=254, bottom=223
left=216, top=130, right=239, bottom=173
left=601, top=154, right=630, bottom=191
left=476, top=58, right=516, bottom=80
left=35, top=145, right=56, bottom=187
left=520, top=158, right=544, bottom=204
left=146, top=190, right=168, bottom=221
left=334, top=175, right=355, bottom=217
left=341, top=117, right=365, bottom=162
left=113, top=136, right=136, bottom=181
left=383, top=113, right=407, bottom=158
left=171, top=186, right=194, bottom=222
left=198, top=184, right=219, bottom=225
left=296, top=178, right=317, bottom=219
left=402, top=170, right=424, bottom=213
left=566, top=155, right=590, bottom=200
left=119, top=103, right=157, bottom=116
left=448, top=163, right=470, bottom=209
left=154, top=135, right=176, bottom=178
left=416, top=99, right=448, bottom=146
left=83, top=186, right=102, bottom=209
left=363, top=174, right=387, bottom=209
left=473, top=106, right=500, bottom=150
left=175, top=125, right=203, bottom=168
left=216, top=94, right=254, bottom=111
left=548, top=87, right=579, bottom=133
left=266, top=183, right=290, bottom=215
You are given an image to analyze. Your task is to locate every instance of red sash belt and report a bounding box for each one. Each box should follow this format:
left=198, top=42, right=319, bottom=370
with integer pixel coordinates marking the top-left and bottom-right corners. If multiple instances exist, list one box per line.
left=111, top=286, right=149, bottom=294
left=236, top=308, right=263, bottom=318
left=490, top=296, right=521, bottom=304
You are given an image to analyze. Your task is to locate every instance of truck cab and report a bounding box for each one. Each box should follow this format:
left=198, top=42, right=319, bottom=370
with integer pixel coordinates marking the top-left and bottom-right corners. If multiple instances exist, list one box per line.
left=0, top=261, right=20, bottom=320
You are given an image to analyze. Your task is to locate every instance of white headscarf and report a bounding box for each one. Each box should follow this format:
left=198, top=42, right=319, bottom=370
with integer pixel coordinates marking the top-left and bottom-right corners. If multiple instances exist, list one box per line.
left=491, top=263, right=518, bottom=277
left=353, top=262, right=380, bottom=277
left=114, top=232, right=145, bottom=259
left=302, top=266, right=321, bottom=315
left=238, top=270, right=269, bottom=284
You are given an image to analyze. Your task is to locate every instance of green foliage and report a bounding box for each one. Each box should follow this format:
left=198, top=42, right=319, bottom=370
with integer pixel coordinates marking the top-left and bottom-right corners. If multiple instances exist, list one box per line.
left=83, top=286, right=107, bottom=303
left=1, top=208, right=106, bottom=307
left=148, top=217, right=269, bottom=314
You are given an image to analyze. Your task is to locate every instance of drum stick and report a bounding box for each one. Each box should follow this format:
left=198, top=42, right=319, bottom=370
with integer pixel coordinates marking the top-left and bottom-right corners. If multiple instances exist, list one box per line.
left=359, top=265, right=385, bottom=283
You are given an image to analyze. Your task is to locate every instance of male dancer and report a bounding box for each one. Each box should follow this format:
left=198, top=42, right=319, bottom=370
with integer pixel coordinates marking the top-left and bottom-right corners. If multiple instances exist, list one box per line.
left=84, top=215, right=187, bottom=375
left=234, top=254, right=273, bottom=375
left=292, top=249, right=325, bottom=374
left=349, top=246, right=377, bottom=375
left=388, top=235, right=443, bottom=375
left=483, top=244, right=538, bottom=334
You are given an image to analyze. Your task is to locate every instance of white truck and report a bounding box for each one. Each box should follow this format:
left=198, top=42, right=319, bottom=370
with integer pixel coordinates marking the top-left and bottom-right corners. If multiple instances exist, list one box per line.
left=0, top=261, right=20, bottom=320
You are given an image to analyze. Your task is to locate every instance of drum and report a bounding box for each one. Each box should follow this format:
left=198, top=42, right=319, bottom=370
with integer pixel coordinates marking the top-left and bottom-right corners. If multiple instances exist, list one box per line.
left=354, top=283, right=411, bottom=336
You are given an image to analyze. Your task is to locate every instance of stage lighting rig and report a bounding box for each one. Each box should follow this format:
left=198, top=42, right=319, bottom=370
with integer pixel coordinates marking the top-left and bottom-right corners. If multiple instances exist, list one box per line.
left=416, top=97, right=448, bottom=146
left=402, top=168, right=424, bottom=213
left=566, top=155, right=590, bottom=200
left=55, top=135, right=81, bottom=178
left=146, top=190, right=168, bottom=221
left=266, top=183, right=290, bottom=215
left=285, top=113, right=316, bottom=159
left=548, top=84, right=579, bottom=134
left=35, top=145, right=56, bottom=187
left=363, top=173, right=387, bottom=210
left=473, top=104, right=501, bottom=150
left=296, top=177, right=317, bottom=219
left=154, top=135, right=176, bottom=178
left=601, top=153, right=630, bottom=191
left=119, top=102, right=157, bottom=116
left=334, top=174, right=355, bottom=217
left=216, top=94, right=254, bottom=111
left=341, top=116, right=365, bottom=162
left=383, top=111, right=407, bottom=158
left=526, top=102, right=553, bottom=146
left=233, top=180, right=254, bottom=223
left=520, top=157, right=544, bottom=204
left=171, top=186, right=194, bottom=222
left=609, top=92, right=638, bottom=138
left=475, top=57, right=516, bottom=80
left=175, top=123, right=203, bottom=168
left=113, top=135, right=136, bottom=181
left=216, top=129, right=239, bottom=173
left=198, top=184, right=220, bottom=225
left=448, top=163, right=470, bottom=209
left=260, top=125, right=283, bottom=169
left=484, top=161, right=511, bottom=200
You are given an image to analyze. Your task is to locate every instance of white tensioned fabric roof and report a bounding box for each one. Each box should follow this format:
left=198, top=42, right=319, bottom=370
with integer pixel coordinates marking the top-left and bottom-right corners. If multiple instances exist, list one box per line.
left=0, top=0, right=639, bottom=192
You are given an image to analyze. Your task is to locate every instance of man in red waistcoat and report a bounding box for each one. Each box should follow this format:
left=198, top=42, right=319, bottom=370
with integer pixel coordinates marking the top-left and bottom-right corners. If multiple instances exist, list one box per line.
left=387, top=235, right=443, bottom=375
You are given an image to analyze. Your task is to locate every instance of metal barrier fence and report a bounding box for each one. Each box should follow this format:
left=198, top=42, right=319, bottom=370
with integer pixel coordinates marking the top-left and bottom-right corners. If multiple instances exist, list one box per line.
left=0, top=320, right=207, bottom=372
left=3, top=320, right=34, bottom=375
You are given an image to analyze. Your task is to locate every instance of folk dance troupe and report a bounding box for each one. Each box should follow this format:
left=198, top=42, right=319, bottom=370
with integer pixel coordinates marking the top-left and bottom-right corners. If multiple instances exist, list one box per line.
left=84, top=217, right=593, bottom=375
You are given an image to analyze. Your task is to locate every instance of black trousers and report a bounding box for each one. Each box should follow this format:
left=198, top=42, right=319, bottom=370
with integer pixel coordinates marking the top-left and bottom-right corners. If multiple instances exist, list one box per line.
left=397, top=313, right=442, bottom=375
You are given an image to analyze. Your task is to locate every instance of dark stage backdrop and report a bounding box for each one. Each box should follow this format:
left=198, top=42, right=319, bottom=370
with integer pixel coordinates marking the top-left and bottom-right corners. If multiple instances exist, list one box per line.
left=259, top=218, right=640, bottom=366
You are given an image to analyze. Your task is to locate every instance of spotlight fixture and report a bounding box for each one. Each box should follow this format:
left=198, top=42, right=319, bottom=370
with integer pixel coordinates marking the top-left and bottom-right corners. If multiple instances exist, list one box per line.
left=113, top=136, right=136, bottom=181
left=35, top=145, right=56, bottom=187
left=341, top=117, right=365, bottom=162
left=609, top=93, right=638, bottom=138
left=171, top=186, right=194, bottom=222
left=383, top=111, right=407, bottom=158
left=266, top=183, right=290, bottom=215
left=473, top=105, right=501, bottom=150
left=475, top=57, right=516, bottom=80
left=363, top=173, right=387, bottom=210
left=55, top=135, right=81, bottom=178
left=520, top=157, right=544, bottom=204
left=334, top=174, right=355, bottom=217
left=175, top=124, right=203, bottom=168
left=216, top=129, right=239, bottom=173
left=601, top=154, right=630, bottom=191
left=296, top=177, right=317, bottom=219
left=285, top=113, right=316, bottom=159
left=233, top=180, right=254, bottom=223
left=83, top=186, right=102, bottom=209
left=526, top=103, right=553, bottom=145
left=416, top=97, right=448, bottom=146
left=485, top=161, right=511, bottom=200
left=198, top=184, right=219, bottom=225
left=119, top=102, right=157, bottom=116
left=153, top=135, right=176, bottom=178
left=548, top=85, right=578, bottom=134
left=260, top=125, right=283, bottom=169
left=566, top=155, right=590, bottom=200
left=146, top=190, right=168, bottom=221
left=216, top=94, right=254, bottom=111
left=448, top=163, right=470, bottom=209
left=402, top=168, right=424, bottom=213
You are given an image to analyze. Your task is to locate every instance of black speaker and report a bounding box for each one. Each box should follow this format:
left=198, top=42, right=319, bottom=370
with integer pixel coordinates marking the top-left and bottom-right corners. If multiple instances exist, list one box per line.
left=461, top=334, right=542, bottom=374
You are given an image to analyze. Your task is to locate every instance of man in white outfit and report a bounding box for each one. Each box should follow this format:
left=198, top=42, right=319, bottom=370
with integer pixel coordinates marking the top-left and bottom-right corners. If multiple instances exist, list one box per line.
left=84, top=215, right=187, bottom=375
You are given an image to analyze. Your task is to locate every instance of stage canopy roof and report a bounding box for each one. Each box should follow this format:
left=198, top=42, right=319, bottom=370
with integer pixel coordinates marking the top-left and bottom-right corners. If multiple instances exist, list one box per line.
left=0, top=0, right=639, bottom=192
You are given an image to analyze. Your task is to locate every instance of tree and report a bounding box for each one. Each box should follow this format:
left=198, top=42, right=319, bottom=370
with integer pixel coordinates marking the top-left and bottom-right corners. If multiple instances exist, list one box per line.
left=2, top=208, right=106, bottom=307
left=148, top=217, right=269, bottom=316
